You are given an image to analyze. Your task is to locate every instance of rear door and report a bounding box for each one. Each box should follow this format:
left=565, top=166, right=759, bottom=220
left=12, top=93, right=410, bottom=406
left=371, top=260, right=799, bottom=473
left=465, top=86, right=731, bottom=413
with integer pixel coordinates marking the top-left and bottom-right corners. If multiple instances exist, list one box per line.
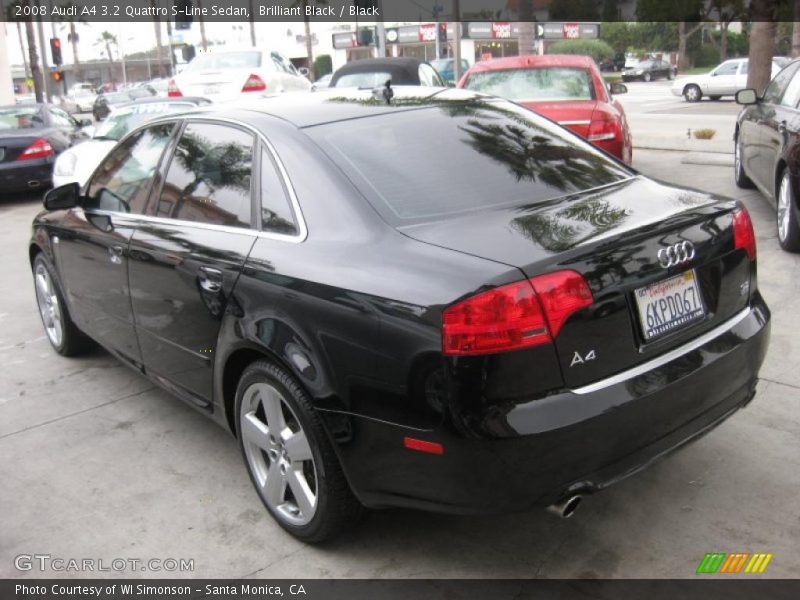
left=54, top=122, right=177, bottom=365
left=128, top=120, right=258, bottom=406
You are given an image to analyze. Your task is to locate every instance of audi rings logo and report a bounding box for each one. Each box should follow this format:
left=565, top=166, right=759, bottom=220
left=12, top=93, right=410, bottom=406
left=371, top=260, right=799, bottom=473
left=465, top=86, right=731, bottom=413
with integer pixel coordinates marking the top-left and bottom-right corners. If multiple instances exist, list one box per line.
left=657, top=241, right=696, bottom=268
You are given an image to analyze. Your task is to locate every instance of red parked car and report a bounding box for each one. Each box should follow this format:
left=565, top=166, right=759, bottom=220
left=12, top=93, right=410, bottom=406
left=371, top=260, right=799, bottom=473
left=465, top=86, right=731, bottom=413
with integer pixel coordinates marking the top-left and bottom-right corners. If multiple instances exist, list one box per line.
left=458, top=55, right=633, bottom=164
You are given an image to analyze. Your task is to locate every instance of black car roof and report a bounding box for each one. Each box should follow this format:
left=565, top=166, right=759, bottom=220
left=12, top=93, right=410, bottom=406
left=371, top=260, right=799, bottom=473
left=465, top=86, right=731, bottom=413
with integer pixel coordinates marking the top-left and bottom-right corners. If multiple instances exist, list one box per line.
left=331, top=57, right=428, bottom=86
left=217, top=86, right=486, bottom=128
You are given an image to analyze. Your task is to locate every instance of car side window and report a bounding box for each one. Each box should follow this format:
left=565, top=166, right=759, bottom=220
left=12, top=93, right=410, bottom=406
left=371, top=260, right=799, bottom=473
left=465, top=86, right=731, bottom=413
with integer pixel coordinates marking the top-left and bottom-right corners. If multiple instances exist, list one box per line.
left=713, top=62, right=739, bottom=76
left=780, top=69, right=800, bottom=107
left=49, top=107, right=74, bottom=128
left=156, top=122, right=254, bottom=228
left=86, top=123, right=175, bottom=214
left=763, top=62, right=800, bottom=105
left=419, top=64, right=443, bottom=86
left=260, top=148, right=298, bottom=236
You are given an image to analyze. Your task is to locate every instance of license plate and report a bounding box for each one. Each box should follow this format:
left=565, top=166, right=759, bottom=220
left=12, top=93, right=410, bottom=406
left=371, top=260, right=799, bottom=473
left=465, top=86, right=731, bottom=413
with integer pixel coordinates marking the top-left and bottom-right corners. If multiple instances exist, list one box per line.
left=635, top=270, right=705, bottom=340
left=203, top=84, right=220, bottom=95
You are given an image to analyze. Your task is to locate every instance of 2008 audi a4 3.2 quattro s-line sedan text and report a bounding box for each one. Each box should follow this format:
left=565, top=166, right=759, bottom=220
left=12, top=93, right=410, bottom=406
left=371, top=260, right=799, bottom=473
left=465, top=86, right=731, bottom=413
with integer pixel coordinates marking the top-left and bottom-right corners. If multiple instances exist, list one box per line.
left=29, top=87, right=770, bottom=542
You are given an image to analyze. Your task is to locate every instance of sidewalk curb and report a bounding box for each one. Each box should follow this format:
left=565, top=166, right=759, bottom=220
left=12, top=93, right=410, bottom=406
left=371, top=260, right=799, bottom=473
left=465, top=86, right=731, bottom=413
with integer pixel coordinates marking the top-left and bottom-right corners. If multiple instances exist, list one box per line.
left=634, top=135, right=733, bottom=155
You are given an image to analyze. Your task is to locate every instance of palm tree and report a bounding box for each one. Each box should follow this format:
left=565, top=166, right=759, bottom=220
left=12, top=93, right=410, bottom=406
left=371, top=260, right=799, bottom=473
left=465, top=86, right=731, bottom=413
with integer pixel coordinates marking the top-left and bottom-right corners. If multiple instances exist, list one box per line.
left=196, top=0, right=208, bottom=51
left=150, top=0, right=166, bottom=77
left=96, top=31, right=118, bottom=88
left=290, top=0, right=327, bottom=80
left=55, top=1, right=87, bottom=80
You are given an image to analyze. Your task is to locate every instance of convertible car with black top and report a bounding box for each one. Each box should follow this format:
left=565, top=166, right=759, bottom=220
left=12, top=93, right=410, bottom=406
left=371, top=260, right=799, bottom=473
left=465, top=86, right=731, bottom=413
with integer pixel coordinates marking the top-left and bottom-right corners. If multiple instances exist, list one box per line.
left=29, top=87, right=770, bottom=542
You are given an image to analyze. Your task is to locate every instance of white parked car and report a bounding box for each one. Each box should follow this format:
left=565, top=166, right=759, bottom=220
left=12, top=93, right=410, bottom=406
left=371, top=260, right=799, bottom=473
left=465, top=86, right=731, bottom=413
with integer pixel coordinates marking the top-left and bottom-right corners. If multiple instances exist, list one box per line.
left=52, top=97, right=210, bottom=188
left=63, top=84, right=97, bottom=113
left=671, top=57, right=785, bottom=102
left=167, top=49, right=311, bottom=102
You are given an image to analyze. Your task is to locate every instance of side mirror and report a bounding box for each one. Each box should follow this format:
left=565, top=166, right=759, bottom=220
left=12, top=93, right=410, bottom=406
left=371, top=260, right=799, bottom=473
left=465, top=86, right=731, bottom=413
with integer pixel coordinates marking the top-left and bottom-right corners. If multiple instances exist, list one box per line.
left=43, top=183, right=80, bottom=211
left=609, top=82, right=628, bottom=95
left=79, top=118, right=93, bottom=127
left=736, top=88, right=758, bottom=105
left=299, top=67, right=310, bottom=77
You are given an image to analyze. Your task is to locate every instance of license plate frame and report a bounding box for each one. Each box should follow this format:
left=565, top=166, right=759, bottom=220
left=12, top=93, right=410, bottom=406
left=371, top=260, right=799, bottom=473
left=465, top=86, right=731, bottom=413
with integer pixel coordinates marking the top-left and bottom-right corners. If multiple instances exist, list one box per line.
left=634, top=270, right=706, bottom=341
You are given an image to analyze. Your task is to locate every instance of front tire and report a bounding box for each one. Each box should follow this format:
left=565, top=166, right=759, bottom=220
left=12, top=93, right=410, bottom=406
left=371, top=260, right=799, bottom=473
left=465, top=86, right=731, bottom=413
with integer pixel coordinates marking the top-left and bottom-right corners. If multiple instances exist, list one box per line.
left=32, top=254, right=92, bottom=356
left=734, top=135, right=754, bottom=189
left=684, top=84, right=702, bottom=102
left=777, top=169, right=800, bottom=252
left=235, top=360, right=362, bottom=543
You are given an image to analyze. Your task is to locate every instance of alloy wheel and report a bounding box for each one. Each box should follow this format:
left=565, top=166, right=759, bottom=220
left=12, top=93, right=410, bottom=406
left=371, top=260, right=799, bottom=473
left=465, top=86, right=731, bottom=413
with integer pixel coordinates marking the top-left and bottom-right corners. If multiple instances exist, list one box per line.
left=34, top=263, right=63, bottom=347
left=778, top=172, right=792, bottom=243
left=239, top=382, right=318, bottom=526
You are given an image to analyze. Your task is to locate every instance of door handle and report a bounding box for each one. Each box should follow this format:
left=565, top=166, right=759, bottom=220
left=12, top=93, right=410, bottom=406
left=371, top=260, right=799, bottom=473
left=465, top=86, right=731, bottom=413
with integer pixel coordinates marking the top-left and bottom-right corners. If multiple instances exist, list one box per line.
left=198, top=266, right=223, bottom=293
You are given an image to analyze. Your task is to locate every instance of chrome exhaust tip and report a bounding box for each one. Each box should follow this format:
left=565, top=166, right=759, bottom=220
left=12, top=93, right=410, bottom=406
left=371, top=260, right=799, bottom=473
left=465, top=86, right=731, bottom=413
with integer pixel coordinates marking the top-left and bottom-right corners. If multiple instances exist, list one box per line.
left=546, top=495, right=582, bottom=519
left=28, top=180, right=41, bottom=188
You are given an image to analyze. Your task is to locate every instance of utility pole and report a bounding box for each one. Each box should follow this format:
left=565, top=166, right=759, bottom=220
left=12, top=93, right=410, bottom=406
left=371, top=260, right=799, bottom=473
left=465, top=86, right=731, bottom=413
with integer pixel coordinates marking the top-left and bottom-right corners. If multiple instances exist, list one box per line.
left=36, top=3, right=52, bottom=102
left=452, top=0, right=461, bottom=83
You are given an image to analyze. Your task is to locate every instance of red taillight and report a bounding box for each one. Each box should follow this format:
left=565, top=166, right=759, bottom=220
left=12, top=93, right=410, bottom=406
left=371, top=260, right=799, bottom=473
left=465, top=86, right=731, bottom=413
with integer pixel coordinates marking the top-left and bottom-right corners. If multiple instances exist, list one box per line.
left=404, top=437, right=444, bottom=455
left=587, top=115, right=621, bottom=143
left=16, top=138, right=54, bottom=161
left=442, top=270, right=593, bottom=356
left=242, top=74, right=267, bottom=92
left=733, top=207, right=756, bottom=261
left=167, top=79, right=182, bottom=97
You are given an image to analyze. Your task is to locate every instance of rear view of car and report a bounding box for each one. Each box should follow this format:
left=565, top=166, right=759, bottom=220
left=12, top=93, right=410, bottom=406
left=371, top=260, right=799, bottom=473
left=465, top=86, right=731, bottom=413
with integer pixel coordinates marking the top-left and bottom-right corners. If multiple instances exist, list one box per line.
left=459, top=55, right=632, bottom=163
left=167, top=49, right=311, bottom=101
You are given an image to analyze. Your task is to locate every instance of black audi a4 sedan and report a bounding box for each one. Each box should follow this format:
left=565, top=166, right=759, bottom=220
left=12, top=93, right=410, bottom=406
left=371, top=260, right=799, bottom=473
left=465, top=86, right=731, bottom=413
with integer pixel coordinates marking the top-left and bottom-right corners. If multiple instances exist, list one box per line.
left=30, top=87, right=770, bottom=542
left=735, top=57, right=800, bottom=252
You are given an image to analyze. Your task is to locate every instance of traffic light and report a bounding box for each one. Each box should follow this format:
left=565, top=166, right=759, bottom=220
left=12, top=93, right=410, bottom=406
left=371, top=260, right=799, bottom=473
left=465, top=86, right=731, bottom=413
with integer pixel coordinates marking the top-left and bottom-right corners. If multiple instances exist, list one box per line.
left=174, top=0, right=193, bottom=30
left=438, top=23, right=447, bottom=43
left=50, top=38, right=63, bottom=66
left=51, top=71, right=63, bottom=82
left=357, top=27, right=374, bottom=46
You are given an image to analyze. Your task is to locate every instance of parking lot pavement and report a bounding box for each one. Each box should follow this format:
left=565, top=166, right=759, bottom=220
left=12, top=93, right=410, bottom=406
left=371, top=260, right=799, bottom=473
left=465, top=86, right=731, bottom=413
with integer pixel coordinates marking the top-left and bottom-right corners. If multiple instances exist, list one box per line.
left=1, top=153, right=798, bottom=579
left=619, top=81, right=740, bottom=153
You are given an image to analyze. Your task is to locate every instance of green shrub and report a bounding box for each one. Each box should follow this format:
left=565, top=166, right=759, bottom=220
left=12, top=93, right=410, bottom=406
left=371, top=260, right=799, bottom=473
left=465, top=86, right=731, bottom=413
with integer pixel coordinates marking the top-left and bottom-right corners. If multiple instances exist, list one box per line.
left=689, top=45, right=719, bottom=68
left=313, top=54, right=333, bottom=79
left=547, top=39, right=615, bottom=63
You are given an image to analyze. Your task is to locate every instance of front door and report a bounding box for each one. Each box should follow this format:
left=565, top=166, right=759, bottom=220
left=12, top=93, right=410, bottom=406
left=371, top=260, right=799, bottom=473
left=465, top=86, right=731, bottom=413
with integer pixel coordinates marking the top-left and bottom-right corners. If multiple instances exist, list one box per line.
left=128, top=120, right=258, bottom=405
left=54, top=123, right=176, bottom=365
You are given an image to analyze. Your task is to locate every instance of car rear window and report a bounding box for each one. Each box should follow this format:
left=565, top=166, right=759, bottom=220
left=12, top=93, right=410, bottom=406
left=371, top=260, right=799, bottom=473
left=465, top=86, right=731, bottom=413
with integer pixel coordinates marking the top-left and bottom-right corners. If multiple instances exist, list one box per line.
left=0, top=107, right=44, bottom=130
left=306, top=100, right=632, bottom=224
left=334, top=72, right=393, bottom=88
left=464, top=67, right=595, bottom=102
left=187, top=51, right=262, bottom=71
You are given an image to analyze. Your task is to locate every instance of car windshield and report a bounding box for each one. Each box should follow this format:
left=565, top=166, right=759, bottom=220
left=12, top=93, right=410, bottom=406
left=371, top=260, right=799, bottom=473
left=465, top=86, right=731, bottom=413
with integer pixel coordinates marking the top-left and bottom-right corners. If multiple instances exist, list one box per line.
left=0, top=106, right=44, bottom=130
left=186, top=51, right=261, bottom=71
left=334, top=72, right=394, bottom=88
left=307, top=99, right=631, bottom=225
left=637, top=60, right=655, bottom=68
left=464, top=67, right=594, bottom=102
left=93, top=102, right=195, bottom=140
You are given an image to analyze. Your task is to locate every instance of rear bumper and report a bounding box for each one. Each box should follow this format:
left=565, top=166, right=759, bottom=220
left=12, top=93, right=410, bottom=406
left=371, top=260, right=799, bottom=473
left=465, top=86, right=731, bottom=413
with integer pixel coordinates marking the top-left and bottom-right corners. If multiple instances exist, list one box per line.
left=0, top=157, right=52, bottom=192
left=332, top=296, right=770, bottom=513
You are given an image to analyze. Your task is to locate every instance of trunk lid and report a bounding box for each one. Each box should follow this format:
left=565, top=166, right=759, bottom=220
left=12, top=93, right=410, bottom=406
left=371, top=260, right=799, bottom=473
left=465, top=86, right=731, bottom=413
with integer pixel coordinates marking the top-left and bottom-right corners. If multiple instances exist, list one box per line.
left=399, top=176, right=752, bottom=388
left=0, top=133, right=43, bottom=163
left=520, top=100, right=597, bottom=139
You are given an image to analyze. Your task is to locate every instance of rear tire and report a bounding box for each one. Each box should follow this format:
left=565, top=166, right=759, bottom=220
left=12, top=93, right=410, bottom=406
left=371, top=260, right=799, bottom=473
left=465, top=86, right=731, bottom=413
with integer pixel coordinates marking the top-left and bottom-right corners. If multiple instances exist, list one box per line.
left=235, top=360, right=363, bottom=543
left=777, top=169, right=800, bottom=253
left=32, top=254, right=93, bottom=356
left=684, top=84, right=702, bottom=102
left=734, top=135, right=754, bottom=189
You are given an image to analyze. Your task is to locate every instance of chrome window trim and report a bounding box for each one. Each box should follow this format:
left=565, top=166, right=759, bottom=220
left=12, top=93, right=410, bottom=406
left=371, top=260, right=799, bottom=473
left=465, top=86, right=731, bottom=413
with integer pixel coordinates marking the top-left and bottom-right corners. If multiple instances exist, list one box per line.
left=571, top=307, right=752, bottom=395
left=91, top=114, right=309, bottom=244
